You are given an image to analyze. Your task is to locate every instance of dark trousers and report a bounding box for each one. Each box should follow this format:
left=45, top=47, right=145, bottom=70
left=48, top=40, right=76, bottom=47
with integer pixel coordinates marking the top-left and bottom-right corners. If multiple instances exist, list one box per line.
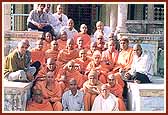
left=133, top=72, right=151, bottom=83
left=30, top=61, right=41, bottom=77
left=28, top=22, right=55, bottom=36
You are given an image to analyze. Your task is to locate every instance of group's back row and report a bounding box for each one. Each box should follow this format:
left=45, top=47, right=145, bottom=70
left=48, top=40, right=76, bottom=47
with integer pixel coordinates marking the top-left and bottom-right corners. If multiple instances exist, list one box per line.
left=27, top=4, right=114, bottom=42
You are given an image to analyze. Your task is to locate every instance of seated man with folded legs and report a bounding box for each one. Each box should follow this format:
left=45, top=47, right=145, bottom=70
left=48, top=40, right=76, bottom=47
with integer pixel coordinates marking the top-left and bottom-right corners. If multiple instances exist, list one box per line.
left=4, top=41, right=36, bottom=82
left=124, top=44, right=153, bottom=83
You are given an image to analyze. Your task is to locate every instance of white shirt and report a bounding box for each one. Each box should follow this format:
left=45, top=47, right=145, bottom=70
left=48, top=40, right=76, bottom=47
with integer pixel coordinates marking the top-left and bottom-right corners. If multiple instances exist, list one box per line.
left=60, top=26, right=78, bottom=39
left=62, top=90, right=84, bottom=111
left=53, top=13, right=68, bottom=29
left=128, top=51, right=154, bottom=80
left=92, top=93, right=119, bottom=112
left=93, top=26, right=113, bottom=42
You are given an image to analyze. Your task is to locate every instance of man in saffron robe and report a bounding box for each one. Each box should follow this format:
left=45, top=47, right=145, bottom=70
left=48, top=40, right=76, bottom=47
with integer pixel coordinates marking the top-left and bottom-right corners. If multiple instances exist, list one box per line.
left=30, top=39, right=45, bottom=66
left=106, top=74, right=126, bottom=111
left=37, top=58, right=60, bottom=79
left=74, top=24, right=91, bottom=49
left=81, top=70, right=103, bottom=111
left=42, top=32, right=53, bottom=52
left=56, top=60, right=86, bottom=89
left=86, top=50, right=109, bottom=83
left=113, top=36, right=134, bottom=88
left=102, top=39, right=119, bottom=71
left=26, top=89, right=53, bottom=111
left=35, top=71, right=63, bottom=111
left=87, top=42, right=97, bottom=59
left=57, top=30, right=68, bottom=50
left=57, top=39, right=79, bottom=66
left=45, top=40, right=59, bottom=61
left=74, top=49, right=92, bottom=75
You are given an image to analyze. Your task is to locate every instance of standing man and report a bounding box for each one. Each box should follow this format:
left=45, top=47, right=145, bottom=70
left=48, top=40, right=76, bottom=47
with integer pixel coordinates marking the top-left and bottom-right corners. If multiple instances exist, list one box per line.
left=62, top=79, right=84, bottom=111
left=53, top=4, right=68, bottom=34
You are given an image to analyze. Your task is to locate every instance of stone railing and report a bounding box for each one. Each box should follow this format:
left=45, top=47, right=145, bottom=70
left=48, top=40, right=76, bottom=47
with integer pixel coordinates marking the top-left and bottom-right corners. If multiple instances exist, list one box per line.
left=127, top=77, right=165, bottom=111
left=3, top=31, right=43, bottom=56
left=126, top=20, right=164, bottom=34
left=3, top=79, right=33, bottom=111
left=4, top=31, right=43, bottom=40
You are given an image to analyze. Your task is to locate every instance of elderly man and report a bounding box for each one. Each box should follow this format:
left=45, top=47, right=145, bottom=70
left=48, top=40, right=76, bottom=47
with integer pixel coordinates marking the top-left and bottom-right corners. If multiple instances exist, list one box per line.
left=53, top=4, right=68, bottom=36
left=62, top=79, right=84, bottom=111
left=93, top=21, right=113, bottom=42
left=27, top=4, right=54, bottom=35
left=91, top=84, right=119, bottom=112
left=124, top=44, right=153, bottom=83
left=4, top=41, right=36, bottom=82
left=60, top=19, right=78, bottom=40
left=82, top=70, right=103, bottom=111
left=86, top=50, right=109, bottom=83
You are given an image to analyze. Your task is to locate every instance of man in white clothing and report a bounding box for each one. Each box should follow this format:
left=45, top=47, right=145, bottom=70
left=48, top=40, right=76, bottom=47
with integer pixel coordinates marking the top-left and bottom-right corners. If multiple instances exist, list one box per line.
left=91, top=84, right=119, bottom=112
left=93, top=21, right=113, bottom=42
left=124, top=44, right=153, bottom=83
left=60, top=18, right=78, bottom=40
left=53, top=4, right=69, bottom=36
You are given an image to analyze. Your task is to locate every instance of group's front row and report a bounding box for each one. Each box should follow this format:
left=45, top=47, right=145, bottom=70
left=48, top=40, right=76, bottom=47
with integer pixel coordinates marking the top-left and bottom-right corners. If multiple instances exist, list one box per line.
left=26, top=70, right=126, bottom=111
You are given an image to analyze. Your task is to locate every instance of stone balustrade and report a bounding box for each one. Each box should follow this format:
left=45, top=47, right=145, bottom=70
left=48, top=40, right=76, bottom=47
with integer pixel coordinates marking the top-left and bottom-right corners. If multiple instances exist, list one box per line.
left=3, top=79, right=33, bottom=111
left=127, top=76, right=165, bottom=111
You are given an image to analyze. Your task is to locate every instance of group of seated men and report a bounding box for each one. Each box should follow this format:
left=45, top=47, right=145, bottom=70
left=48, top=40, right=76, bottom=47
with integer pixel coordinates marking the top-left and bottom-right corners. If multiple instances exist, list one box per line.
left=4, top=3, right=154, bottom=112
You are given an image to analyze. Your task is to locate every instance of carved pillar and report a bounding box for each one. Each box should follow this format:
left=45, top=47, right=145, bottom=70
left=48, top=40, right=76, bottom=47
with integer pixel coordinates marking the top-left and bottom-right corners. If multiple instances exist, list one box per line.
left=116, top=4, right=128, bottom=33
left=147, top=4, right=154, bottom=21
left=4, top=4, right=11, bottom=31
left=109, top=4, right=118, bottom=32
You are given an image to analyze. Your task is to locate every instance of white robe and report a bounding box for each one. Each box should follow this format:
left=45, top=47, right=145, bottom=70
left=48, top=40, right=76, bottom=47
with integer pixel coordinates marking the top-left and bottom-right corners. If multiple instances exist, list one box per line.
left=91, top=93, right=119, bottom=112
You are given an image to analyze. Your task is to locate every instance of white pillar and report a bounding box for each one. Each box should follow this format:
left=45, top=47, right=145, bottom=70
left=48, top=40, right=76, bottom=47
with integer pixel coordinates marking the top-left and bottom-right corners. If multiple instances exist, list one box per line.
left=109, top=4, right=118, bottom=32
left=3, top=4, right=11, bottom=31
left=116, top=4, right=128, bottom=33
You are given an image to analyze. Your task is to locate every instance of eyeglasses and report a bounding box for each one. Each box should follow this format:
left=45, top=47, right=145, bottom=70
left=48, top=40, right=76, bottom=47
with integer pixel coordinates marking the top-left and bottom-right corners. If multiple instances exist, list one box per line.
left=108, top=78, right=115, bottom=81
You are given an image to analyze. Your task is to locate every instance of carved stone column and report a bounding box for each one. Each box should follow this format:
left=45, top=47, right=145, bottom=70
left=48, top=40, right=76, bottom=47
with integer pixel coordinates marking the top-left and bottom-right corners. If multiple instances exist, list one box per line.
left=147, top=4, right=154, bottom=21
left=3, top=4, right=11, bottom=31
left=109, top=4, right=118, bottom=32
left=116, top=4, right=128, bottom=33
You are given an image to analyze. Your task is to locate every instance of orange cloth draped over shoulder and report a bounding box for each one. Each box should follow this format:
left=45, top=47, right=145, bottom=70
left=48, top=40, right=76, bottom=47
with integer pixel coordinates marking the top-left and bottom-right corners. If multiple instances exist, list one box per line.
left=107, top=83, right=124, bottom=100
left=82, top=80, right=103, bottom=111
left=35, top=80, right=63, bottom=111
left=57, top=49, right=79, bottom=65
left=74, top=33, right=91, bottom=49
left=86, top=61, right=109, bottom=84
left=42, top=41, right=51, bottom=52
left=30, top=48, right=45, bottom=65
left=26, top=99, right=53, bottom=111
left=37, top=65, right=59, bottom=79
left=113, top=47, right=134, bottom=72
left=102, top=49, right=119, bottom=71
left=45, top=49, right=59, bottom=61
left=74, top=57, right=92, bottom=74
left=56, top=69, right=86, bottom=89
left=117, top=98, right=127, bottom=111
left=57, top=39, right=67, bottom=50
